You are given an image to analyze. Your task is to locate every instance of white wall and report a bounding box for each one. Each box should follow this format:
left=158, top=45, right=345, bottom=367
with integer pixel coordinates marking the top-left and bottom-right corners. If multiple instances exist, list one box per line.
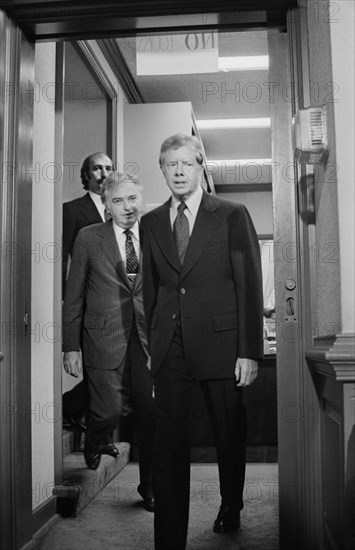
left=31, top=42, right=57, bottom=510
left=217, top=190, right=273, bottom=236
left=63, top=101, right=107, bottom=202
left=62, top=42, right=108, bottom=203
left=124, top=102, right=193, bottom=209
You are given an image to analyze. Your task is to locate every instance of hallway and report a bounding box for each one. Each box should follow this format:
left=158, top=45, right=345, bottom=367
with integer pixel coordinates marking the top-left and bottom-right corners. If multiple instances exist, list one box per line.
left=33, top=462, right=278, bottom=550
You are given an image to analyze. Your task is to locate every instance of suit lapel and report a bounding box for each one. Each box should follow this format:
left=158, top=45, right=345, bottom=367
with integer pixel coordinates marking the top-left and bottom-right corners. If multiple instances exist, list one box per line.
left=98, top=222, right=131, bottom=288
left=150, top=200, right=181, bottom=273
left=79, top=193, right=103, bottom=224
left=149, top=193, right=223, bottom=276
left=181, top=191, right=222, bottom=279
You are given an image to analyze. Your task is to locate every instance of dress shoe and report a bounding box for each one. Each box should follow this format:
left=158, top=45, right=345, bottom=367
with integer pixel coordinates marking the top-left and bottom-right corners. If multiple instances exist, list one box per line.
left=138, top=486, right=155, bottom=512
left=213, top=504, right=240, bottom=533
left=84, top=444, right=101, bottom=470
left=142, top=495, right=155, bottom=512
left=100, top=442, right=119, bottom=457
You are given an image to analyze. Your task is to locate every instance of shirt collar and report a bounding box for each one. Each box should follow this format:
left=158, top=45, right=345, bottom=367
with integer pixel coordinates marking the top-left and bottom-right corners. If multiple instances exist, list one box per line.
left=88, top=190, right=104, bottom=208
left=113, top=220, right=139, bottom=240
left=171, top=184, right=203, bottom=218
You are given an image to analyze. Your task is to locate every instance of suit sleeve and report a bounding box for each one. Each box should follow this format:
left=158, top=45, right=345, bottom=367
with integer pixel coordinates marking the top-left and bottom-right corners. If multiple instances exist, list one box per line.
left=230, top=205, right=264, bottom=360
left=62, top=202, right=78, bottom=294
left=139, top=216, right=159, bottom=349
left=62, top=229, right=89, bottom=352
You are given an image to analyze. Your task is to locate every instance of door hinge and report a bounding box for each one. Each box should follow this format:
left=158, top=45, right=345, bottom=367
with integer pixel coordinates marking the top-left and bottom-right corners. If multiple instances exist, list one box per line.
left=24, top=306, right=29, bottom=336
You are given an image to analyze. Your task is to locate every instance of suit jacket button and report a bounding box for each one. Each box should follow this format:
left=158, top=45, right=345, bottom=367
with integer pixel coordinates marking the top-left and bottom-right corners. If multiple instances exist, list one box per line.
left=180, top=288, right=186, bottom=295
left=172, top=314, right=177, bottom=320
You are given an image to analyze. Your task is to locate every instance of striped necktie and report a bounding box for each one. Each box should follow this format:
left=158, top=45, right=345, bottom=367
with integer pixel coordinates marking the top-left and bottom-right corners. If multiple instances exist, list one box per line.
left=124, top=229, right=139, bottom=288
left=173, top=202, right=189, bottom=264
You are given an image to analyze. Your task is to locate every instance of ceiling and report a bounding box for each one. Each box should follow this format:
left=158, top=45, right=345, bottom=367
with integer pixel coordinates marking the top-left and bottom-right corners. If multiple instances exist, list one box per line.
left=115, top=30, right=272, bottom=192
left=2, top=1, right=288, bottom=194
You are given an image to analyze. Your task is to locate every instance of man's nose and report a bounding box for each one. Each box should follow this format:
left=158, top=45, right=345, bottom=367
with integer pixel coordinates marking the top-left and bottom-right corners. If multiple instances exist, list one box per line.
left=174, top=162, right=185, bottom=175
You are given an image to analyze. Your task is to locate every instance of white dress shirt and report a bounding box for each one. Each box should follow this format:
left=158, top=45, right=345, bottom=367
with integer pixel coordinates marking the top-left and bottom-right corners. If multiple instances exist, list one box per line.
left=89, top=190, right=106, bottom=221
left=169, top=185, right=203, bottom=234
left=112, top=221, right=140, bottom=264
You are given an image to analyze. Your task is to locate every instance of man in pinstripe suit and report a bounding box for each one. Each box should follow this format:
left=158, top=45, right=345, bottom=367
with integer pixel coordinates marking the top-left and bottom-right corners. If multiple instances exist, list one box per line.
left=62, top=172, right=155, bottom=512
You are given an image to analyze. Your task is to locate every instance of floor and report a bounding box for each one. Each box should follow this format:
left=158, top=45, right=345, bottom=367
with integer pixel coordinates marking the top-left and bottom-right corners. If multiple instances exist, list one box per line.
left=33, top=462, right=279, bottom=550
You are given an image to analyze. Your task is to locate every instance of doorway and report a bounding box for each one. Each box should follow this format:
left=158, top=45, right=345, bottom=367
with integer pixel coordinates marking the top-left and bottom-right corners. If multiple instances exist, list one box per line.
left=61, top=29, right=279, bottom=466
left=1, top=5, right=302, bottom=550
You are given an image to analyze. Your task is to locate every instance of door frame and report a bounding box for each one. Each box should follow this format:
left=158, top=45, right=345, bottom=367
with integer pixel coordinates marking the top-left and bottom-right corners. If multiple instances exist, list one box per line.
left=0, top=12, right=34, bottom=550
left=1, top=3, right=309, bottom=549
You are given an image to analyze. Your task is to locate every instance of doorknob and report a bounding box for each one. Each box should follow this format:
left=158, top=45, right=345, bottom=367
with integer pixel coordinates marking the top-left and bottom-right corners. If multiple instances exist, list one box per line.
left=285, top=279, right=296, bottom=291
left=286, top=297, right=295, bottom=316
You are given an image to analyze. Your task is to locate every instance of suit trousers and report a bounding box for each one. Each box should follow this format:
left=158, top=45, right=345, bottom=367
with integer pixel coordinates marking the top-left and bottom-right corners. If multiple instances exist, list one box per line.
left=153, top=326, right=247, bottom=550
left=122, top=323, right=155, bottom=496
left=62, top=379, right=86, bottom=420
left=85, top=323, right=155, bottom=492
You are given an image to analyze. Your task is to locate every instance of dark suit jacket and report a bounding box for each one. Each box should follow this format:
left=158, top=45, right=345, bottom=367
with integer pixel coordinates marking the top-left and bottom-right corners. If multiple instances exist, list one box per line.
left=62, top=193, right=103, bottom=287
left=140, top=191, right=264, bottom=380
left=62, top=221, right=148, bottom=370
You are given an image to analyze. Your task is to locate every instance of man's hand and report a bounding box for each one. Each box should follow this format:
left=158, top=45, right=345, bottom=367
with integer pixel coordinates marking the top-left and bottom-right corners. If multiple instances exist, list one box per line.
left=63, top=351, right=82, bottom=378
left=235, top=358, right=258, bottom=387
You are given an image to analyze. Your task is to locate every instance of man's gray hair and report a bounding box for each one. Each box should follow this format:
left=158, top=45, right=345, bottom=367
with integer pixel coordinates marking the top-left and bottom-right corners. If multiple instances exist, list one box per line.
left=101, top=172, right=142, bottom=204
left=159, top=134, right=204, bottom=166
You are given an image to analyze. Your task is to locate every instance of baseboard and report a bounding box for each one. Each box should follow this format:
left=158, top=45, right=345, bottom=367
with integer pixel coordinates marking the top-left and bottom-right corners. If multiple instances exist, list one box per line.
left=19, top=498, right=58, bottom=550
left=32, top=497, right=57, bottom=540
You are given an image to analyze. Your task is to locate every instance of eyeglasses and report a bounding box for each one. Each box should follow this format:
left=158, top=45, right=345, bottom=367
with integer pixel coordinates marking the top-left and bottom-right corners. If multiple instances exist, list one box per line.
left=163, top=161, right=198, bottom=171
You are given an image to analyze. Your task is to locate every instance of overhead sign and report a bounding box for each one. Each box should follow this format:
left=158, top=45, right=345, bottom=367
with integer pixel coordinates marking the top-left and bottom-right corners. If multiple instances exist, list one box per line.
left=136, top=33, right=219, bottom=75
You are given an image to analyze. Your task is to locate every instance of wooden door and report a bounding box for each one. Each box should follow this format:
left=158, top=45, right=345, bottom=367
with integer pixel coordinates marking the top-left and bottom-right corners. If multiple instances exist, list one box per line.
left=267, top=29, right=304, bottom=549
left=0, top=12, right=34, bottom=550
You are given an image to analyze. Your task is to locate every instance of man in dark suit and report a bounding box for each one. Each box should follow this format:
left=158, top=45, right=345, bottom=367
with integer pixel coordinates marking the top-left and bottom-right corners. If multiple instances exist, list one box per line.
left=140, top=134, right=264, bottom=548
left=62, top=151, right=113, bottom=285
left=62, top=172, right=155, bottom=512
left=62, top=152, right=113, bottom=431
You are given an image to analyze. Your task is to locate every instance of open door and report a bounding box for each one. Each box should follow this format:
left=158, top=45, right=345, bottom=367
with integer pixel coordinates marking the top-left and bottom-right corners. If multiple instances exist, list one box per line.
left=1, top=3, right=333, bottom=550
left=267, top=29, right=304, bottom=549
left=0, top=12, right=34, bottom=550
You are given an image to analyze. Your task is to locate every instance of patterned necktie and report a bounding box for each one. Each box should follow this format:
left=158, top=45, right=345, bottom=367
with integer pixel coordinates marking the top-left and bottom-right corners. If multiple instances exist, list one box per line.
left=173, top=202, right=189, bottom=264
left=124, top=229, right=139, bottom=288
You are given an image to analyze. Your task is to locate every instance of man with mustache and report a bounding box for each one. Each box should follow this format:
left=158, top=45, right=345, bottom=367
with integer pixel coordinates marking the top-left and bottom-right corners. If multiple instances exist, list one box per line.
left=62, top=152, right=113, bottom=433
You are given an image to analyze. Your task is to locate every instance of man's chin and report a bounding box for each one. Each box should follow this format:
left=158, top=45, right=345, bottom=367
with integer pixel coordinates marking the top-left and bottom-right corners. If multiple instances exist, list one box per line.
left=123, top=217, right=137, bottom=228
left=172, top=185, right=187, bottom=194
left=172, top=190, right=190, bottom=201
